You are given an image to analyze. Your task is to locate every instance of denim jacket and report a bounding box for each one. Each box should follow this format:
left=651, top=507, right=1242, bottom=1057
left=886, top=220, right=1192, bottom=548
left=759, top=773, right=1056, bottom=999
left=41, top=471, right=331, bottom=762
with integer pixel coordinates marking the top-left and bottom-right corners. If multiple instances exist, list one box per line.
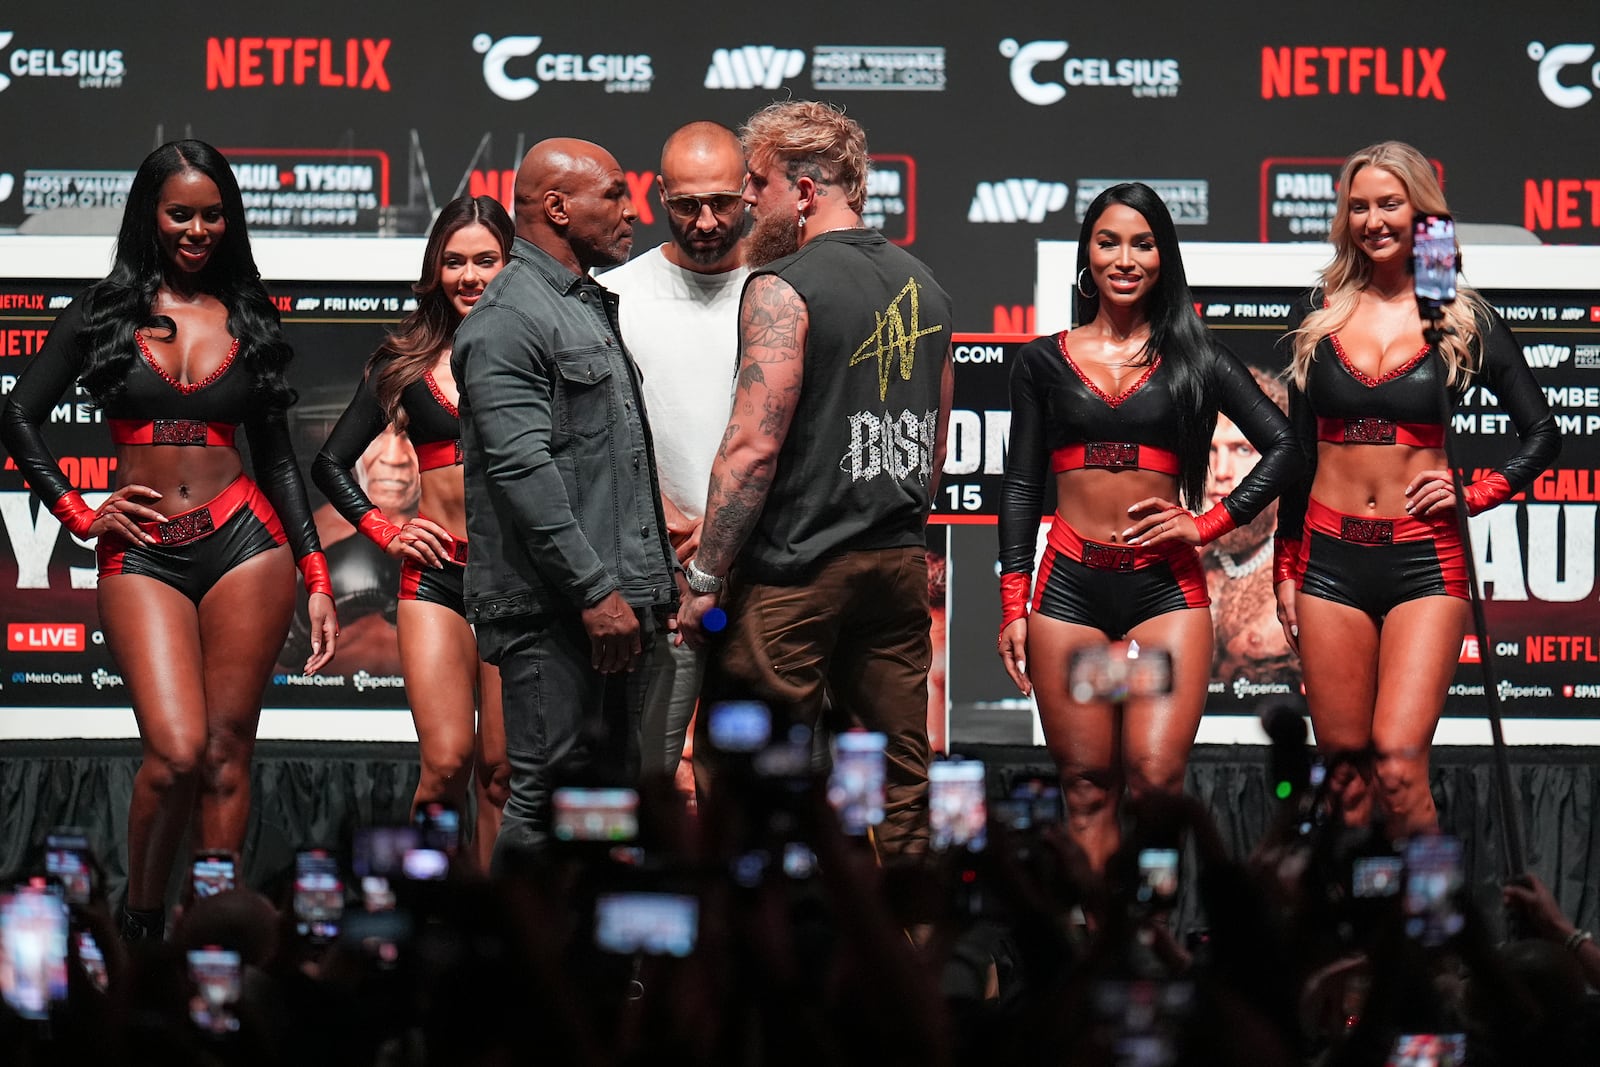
left=452, top=237, right=679, bottom=622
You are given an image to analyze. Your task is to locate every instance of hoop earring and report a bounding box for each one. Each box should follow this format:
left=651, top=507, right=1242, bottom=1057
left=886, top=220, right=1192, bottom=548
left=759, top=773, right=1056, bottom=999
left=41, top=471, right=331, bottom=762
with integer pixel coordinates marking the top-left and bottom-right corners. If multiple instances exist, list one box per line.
left=1076, top=267, right=1096, bottom=300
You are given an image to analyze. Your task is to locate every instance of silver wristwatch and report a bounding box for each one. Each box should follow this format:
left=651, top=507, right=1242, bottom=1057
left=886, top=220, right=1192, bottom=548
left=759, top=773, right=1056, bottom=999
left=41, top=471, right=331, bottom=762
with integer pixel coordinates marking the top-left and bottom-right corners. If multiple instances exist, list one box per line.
left=684, top=559, right=725, bottom=595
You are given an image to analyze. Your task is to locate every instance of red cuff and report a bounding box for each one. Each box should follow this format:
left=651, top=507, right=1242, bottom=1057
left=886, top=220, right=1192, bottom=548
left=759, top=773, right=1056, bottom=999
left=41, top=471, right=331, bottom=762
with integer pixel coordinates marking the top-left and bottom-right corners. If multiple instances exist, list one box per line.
left=1462, top=471, right=1512, bottom=516
left=1273, top=538, right=1302, bottom=586
left=1192, top=505, right=1236, bottom=545
left=356, top=509, right=402, bottom=550
left=299, top=552, right=333, bottom=598
left=50, top=491, right=96, bottom=539
left=1000, top=572, right=1031, bottom=633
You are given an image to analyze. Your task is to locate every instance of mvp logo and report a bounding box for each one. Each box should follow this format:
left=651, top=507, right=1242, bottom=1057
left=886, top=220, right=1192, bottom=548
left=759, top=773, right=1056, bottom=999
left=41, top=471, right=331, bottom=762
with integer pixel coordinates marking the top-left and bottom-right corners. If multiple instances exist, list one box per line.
left=969, top=180, right=1069, bottom=223
left=704, top=46, right=805, bottom=89
left=1523, top=344, right=1572, bottom=368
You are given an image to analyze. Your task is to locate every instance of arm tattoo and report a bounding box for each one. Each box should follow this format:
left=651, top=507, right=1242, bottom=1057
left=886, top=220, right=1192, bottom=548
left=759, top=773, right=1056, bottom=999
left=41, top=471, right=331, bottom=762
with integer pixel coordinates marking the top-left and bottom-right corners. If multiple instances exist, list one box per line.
left=694, top=275, right=807, bottom=575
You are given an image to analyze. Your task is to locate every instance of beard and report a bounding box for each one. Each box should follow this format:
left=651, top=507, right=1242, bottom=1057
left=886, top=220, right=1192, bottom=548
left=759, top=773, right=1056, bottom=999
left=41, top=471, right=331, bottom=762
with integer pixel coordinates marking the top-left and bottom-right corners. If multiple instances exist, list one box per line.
left=670, top=214, right=746, bottom=267
left=744, top=210, right=801, bottom=268
left=1210, top=502, right=1276, bottom=558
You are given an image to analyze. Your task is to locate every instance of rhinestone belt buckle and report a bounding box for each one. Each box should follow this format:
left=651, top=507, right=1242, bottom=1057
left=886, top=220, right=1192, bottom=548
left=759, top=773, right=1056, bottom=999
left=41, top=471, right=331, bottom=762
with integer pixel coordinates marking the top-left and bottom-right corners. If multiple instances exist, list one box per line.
left=1340, top=517, right=1394, bottom=545
left=155, top=508, right=216, bottom=546
left=1083, top=442, right=1140, bottom=469
left=1082, top=540, right=1136, bottom=572
left=1344, top=417, right=1396, bottom=445
left=449, top=540, right=469, bottom=565
left=453, top=441, right=465, bottom=465
left=152, top=419, right=209, bottom=446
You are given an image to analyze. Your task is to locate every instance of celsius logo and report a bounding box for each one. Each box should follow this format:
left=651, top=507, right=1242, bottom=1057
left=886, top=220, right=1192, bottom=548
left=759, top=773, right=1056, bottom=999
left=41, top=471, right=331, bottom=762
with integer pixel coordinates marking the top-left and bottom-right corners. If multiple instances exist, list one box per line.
left=969, top=180, right=1069, bottom=224
left=473, top=34, right=652, bottom=101
left=1000, top=38, right=1179, bottom=105
left=705, top=46, right=805, bottom=89
left=1523, top=344, right=1572, bottom=368
left=1529, top=42, right=1599, bottom=108
left=0, top=30, right=126, bottom=92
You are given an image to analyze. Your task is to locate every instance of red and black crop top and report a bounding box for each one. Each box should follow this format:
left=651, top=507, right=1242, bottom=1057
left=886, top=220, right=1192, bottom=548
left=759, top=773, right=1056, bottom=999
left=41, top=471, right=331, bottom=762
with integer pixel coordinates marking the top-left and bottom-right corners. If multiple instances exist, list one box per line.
left=999, top=330, right=1299, bottom=577
left=311, top=356, right=461, bottom=545
left=0, top=296, right=324, bottom=562
left=1275, top=288, right=1561, bottom=545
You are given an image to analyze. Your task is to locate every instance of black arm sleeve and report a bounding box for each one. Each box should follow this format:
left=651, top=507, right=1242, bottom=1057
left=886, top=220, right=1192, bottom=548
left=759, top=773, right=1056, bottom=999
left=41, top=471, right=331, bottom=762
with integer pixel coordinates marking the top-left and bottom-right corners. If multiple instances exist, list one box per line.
left=998, top=346, right=1047, bottom=576
left=0, top=299, right=89, bottom=509
left=1210, top=344, right=1302, bottom=526
left=1472, top=307, right=1560, bottom=492
left=310, top=372, right=387, bottom=528
left=1275, top=382, right=1316, bottom=543
left=245, top=407, right=323, bottom=561
left=1274, top=292, right=1318, bottom=543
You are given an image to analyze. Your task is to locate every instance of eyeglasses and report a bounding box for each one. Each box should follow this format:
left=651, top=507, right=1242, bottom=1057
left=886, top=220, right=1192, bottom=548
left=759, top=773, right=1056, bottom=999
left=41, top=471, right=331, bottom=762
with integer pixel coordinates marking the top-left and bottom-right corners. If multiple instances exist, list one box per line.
left=662, top=190, right=747, bottom=220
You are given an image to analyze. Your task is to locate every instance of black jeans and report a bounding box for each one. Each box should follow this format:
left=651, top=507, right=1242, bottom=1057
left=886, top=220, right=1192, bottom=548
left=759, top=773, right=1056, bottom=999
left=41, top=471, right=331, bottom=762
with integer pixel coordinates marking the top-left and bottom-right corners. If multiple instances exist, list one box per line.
left=477, top=611, right=653, bottom=868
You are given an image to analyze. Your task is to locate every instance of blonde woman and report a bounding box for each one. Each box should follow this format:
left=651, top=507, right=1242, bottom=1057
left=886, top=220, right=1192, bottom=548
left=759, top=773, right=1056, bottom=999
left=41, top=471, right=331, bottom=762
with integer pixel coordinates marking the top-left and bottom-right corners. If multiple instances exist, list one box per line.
left=1274, top=142, right=1559, bottom=836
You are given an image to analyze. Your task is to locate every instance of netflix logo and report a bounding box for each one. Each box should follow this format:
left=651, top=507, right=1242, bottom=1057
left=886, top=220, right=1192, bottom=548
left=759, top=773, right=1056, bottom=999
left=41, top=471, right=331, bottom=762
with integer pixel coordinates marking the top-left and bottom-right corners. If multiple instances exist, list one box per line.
left=206, top=38, right=392, bottom=91
left=1261, top=46, right=1446, bottom=100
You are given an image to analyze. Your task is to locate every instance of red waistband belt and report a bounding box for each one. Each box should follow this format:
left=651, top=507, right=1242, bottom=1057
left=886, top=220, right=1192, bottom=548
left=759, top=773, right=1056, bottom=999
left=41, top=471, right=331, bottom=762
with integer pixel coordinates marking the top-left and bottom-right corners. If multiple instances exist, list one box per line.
left=1316, top=417, right=1443, bottom=448
left=109, top=418, right=237, bottom=448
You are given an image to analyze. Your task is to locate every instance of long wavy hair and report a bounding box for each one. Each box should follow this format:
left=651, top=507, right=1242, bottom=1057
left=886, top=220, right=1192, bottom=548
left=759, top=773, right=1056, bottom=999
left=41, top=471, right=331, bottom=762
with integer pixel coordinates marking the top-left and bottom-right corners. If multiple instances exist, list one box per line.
left=1290, top=141, right=1488, bottom=389
left=1074, top=182, right=1216, bottom=511
left=368, top=195, right=513, bottom=423
left=78, top=140, right=295, bottom=411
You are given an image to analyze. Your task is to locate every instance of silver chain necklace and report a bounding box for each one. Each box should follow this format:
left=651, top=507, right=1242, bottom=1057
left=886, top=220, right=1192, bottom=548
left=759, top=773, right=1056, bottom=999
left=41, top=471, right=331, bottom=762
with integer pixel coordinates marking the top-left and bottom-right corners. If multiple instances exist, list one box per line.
left=1214, top=539, right=1272, bottom=580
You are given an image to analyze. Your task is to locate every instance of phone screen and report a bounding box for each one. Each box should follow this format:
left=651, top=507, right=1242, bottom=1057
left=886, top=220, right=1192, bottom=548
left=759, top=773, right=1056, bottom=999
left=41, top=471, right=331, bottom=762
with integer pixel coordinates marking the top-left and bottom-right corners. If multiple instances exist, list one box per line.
left=191, top=852, right=237, bottom=899
left=294, top=849, right=344, bottom=942
left=929, top=760, right=987, bottom=852
left=45, top=839, right=93, bottom=907
left=1069, top=642, right=1173, bottom=703
left=0, top=884, right=69, bottom=1020
left=827, top=732, right=887, bottom=835
left=187, top=947, right=242, bottom=1034
left=593, top=892, right=699, bottom=957
left=1387, top=1033, right=1466, bottom=1067
left=1352, top=856, right=1404, bottom=898
left=353, top=826, right=419, bottom=879
left=1412, top=214, right=1457, bottom=304
left=552, top=787, right=640, bottom=843
left=75, top=929, right=109, bottom=993
left=1137, top=848, right=1181, bottom=911
left=707, top=700, right=772, bottom=753
left=413, top=802, right=461, bottom=855
left=1403, top=836, right=1464, bottom=945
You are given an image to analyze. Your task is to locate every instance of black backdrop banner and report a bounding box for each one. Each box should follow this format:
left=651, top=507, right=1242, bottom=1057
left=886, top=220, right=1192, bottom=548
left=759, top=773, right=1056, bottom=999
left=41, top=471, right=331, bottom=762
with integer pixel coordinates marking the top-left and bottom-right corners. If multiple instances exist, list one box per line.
left=2, top=0, right=1598, bottom=725
left=1, top=0, right=1597, bottom=325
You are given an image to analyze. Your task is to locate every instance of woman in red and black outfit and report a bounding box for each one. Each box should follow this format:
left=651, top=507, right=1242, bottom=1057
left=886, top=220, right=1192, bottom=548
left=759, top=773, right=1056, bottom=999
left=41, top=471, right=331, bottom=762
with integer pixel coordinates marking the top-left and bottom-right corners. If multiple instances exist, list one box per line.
left=1275, top=142, right=1558, bottom=837
left=313, top=195, right=513, bottom=868
left=998, top=183, right=1299, bottom=871
left=0, top=141, right=337, bottom=939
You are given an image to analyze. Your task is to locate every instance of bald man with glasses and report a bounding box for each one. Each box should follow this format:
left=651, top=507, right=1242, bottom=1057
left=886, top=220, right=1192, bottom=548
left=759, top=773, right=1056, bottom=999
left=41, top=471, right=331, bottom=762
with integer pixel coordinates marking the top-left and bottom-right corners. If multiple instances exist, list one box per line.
left=600, top=121, right=750, bottom=791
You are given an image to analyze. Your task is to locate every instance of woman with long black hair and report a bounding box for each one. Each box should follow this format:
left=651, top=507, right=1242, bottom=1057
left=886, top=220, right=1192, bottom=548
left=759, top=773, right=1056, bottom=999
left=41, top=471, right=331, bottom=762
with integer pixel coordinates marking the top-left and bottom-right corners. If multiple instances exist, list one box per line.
left=1, top=140, right=337, bottom=939
left=997, top=183, right=1299, bottom=871
left=314, top=195, right=513, bottom=868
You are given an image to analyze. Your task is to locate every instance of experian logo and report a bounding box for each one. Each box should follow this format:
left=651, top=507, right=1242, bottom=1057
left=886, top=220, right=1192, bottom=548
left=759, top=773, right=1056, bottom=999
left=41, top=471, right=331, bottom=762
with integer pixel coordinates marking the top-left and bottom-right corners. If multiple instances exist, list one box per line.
left=1523, top=344, right=1572, bottom=368
left=1530, top=42, right=1599, bottom=108
left=705, top=46, right=805, bottom=89
left=1001, top=38, right=1179, bottom=105
left=969, top=180, right=1069, bottom=224
left=473, top=33, right=652, bottom=101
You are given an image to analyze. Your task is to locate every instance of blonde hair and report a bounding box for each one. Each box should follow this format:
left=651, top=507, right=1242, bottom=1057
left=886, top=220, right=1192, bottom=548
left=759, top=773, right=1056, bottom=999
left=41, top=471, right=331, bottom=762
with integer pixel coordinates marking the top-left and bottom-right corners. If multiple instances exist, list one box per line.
left=1290, top=141, right=1488, bottom=390
left=740, top=100, right=869, bottom=213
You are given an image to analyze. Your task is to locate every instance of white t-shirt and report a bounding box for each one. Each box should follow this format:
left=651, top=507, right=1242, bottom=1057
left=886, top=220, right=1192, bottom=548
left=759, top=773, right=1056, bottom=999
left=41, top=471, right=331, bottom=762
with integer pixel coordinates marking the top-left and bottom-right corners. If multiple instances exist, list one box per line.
left=601, top=244, right=747, bottom=521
